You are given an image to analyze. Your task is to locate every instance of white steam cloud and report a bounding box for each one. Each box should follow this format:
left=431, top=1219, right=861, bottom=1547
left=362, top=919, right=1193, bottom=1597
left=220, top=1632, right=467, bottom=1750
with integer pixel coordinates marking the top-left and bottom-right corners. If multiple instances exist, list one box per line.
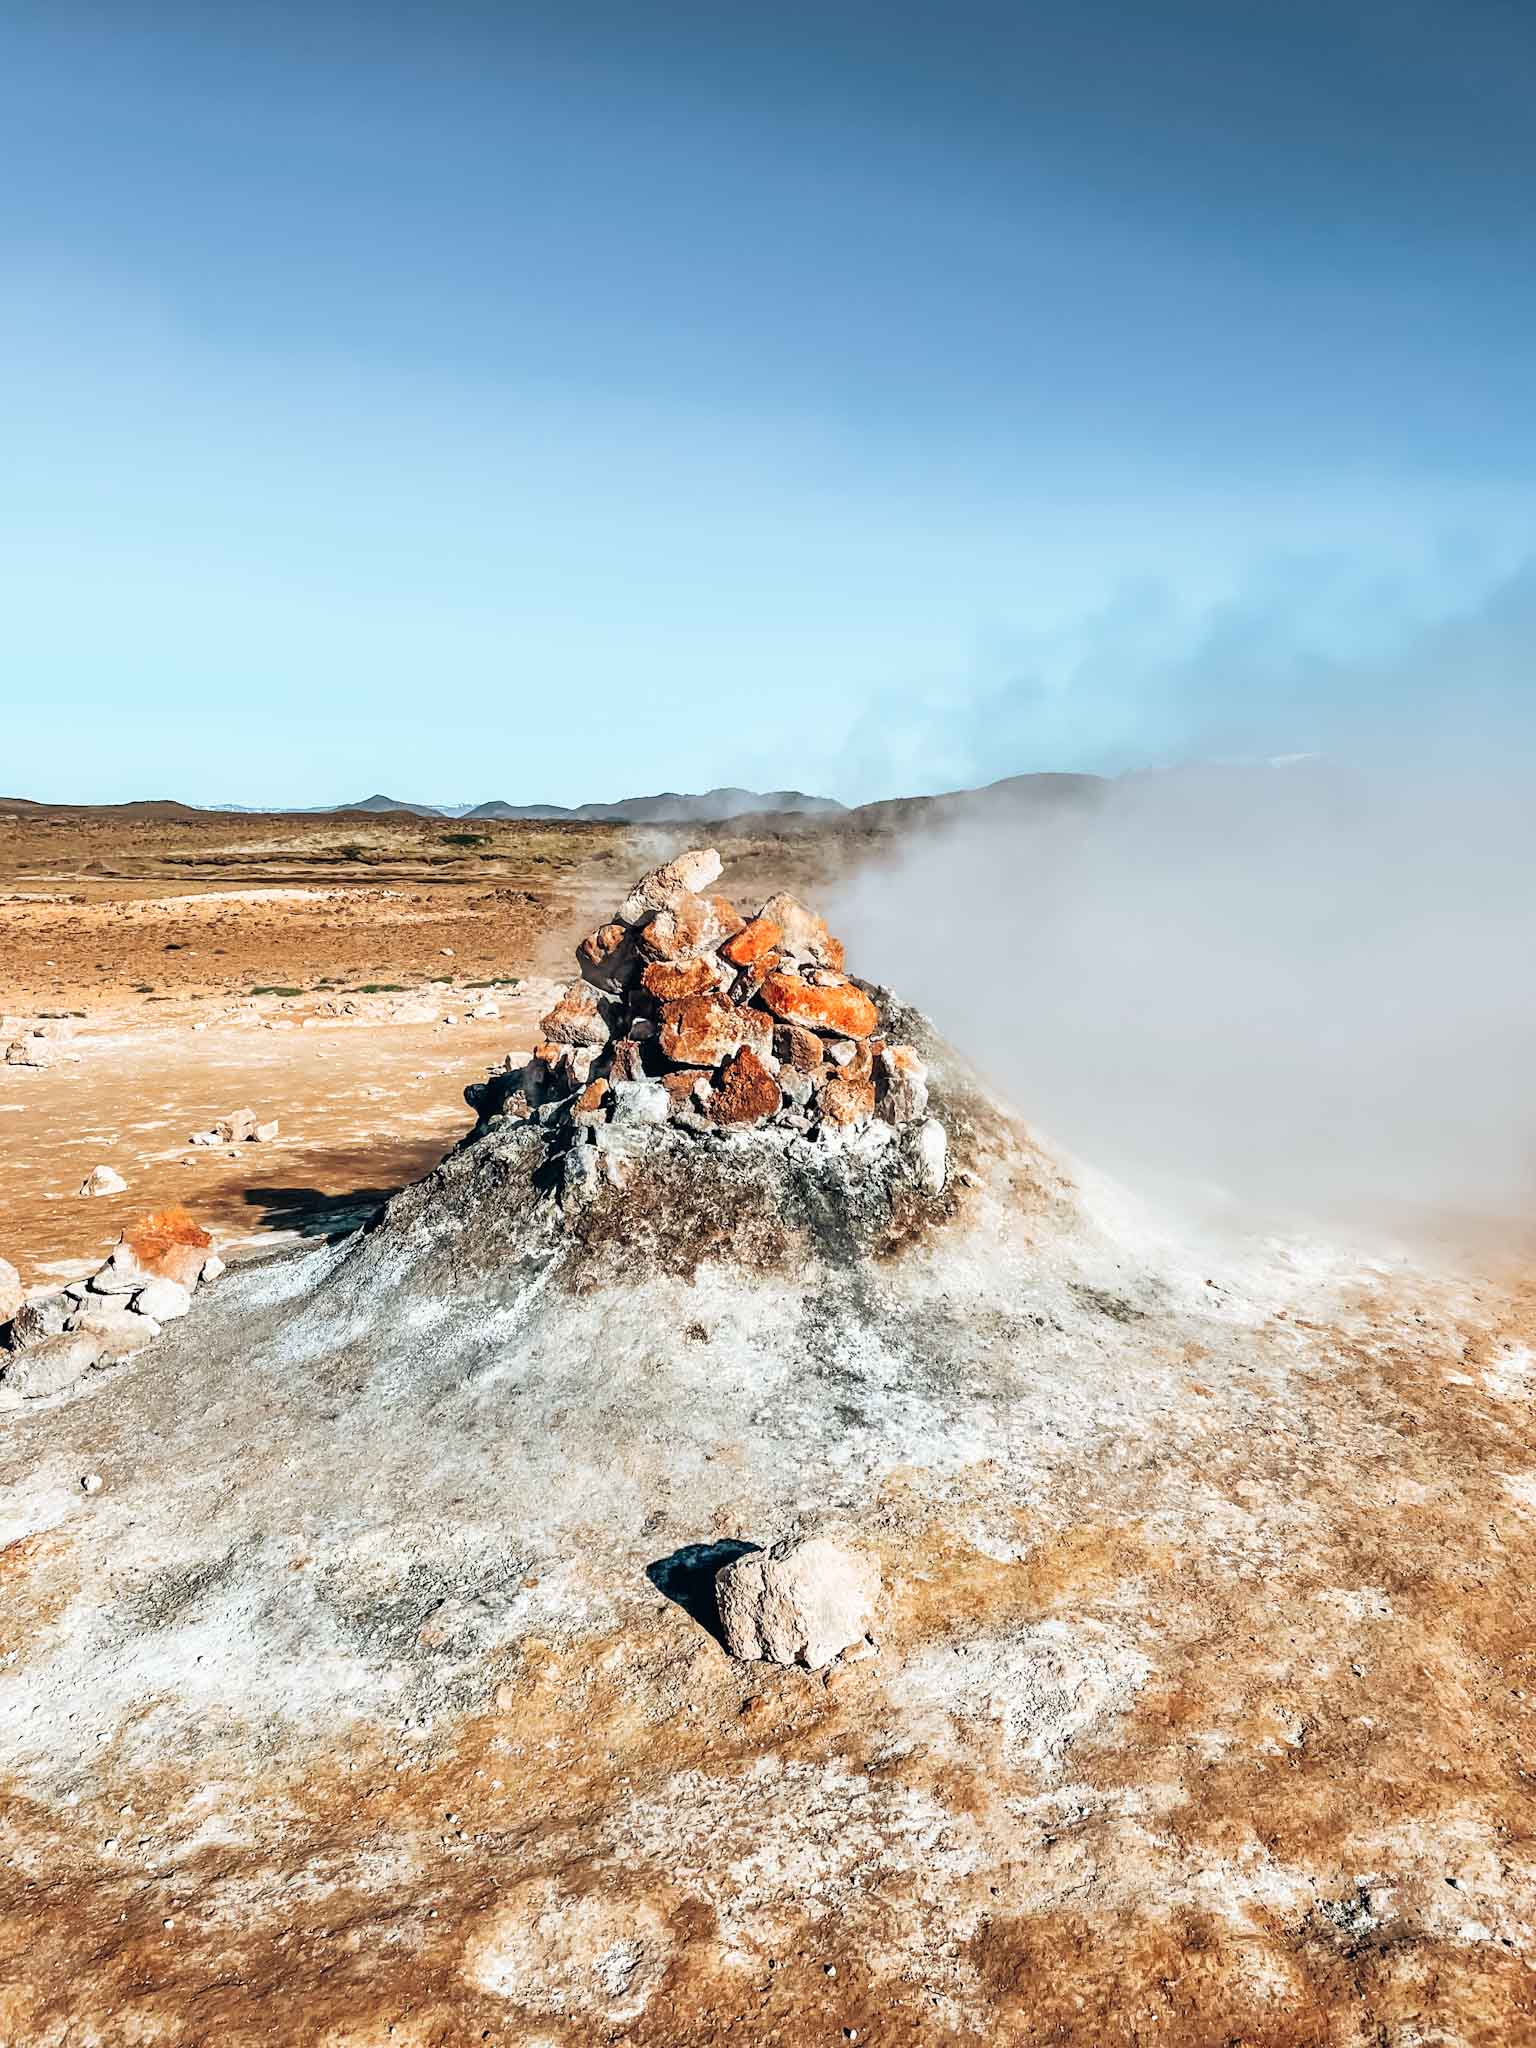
left=828, top=755, right=1536, bottom=1234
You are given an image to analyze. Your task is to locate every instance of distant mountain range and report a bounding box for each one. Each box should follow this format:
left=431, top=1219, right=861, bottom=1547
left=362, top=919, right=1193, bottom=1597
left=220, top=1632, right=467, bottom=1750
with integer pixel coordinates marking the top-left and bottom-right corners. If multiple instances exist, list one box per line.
left=206, top=787, right=849, bottom=823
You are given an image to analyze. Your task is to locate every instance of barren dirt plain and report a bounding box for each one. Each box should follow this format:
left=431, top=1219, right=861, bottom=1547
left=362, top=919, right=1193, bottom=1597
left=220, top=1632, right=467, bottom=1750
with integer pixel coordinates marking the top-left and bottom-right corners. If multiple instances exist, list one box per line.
left=4, top=798, right=1536, bottom=2048
left=0, top=800, right=879, bottom=1283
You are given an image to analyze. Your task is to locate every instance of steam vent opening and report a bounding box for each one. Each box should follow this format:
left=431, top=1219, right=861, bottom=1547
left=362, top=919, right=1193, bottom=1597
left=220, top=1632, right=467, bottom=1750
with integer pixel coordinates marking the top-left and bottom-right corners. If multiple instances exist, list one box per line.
left=4, top=846, right=1535, bottom=2044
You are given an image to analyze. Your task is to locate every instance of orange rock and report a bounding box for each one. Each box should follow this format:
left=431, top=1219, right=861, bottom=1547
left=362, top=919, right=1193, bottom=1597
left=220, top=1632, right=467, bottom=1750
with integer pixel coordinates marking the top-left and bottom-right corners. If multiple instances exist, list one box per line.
left=720, top=917, right=782, bottom=968
left=121, top=1206, right=213, bottom=1290
left=638, top=892, right=732, bottom=963
left=658, top=991, right=753, bottom=1067
left=125, top=1205, right=211, bottom=1259
left=576, top=1080, right=609, bottom=1115
left=817, top=1073, right=876, bottom=1126
left=539, top=983, right=611, bottom=1047
left=641, top=955, right=720, bottom=1001
left=533, top=1040, right=562, bottom=1064
left=709, top=1047, right=782, bottom=1126
left=759, top=972, right=877, bottom=1039
left=577, top=921, right=625, bottom=971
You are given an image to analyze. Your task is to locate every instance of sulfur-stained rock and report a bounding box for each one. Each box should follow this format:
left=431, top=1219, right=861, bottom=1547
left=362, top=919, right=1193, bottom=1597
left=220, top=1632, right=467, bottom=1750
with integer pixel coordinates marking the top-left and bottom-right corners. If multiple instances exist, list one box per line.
left=0, top=1257, right=21, bottom=1327
left=641, top=955, right=722, bottom=1002
left=539, top=984, right=612, bottom=1049
left=708, top=1047, right=782, bottom=1127
left=715, top=1536, right=881, bottom=1668
left=877, top=1044, right=929, bottom=1125
left=759, top=972, right=878, bottom=1040
left=3, top=1330, right=104, bottom=1399
left=618, top=848, right=723, bottom=926
left=638, top=892, right=732, bottom=964
left=720, top=917, right=782, bottom=969
left=818, top=1072, right=876, bottom=1127
left=658, top=992, right=754, bottom=1068
left=577, top=921, right=645, bottom=996
left=756, top=893, right=846, bottom=973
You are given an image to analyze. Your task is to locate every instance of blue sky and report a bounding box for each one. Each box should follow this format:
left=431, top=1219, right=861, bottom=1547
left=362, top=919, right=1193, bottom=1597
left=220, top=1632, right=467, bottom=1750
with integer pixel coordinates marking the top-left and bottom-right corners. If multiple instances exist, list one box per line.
left=2, top=1, right=1532, bottom=806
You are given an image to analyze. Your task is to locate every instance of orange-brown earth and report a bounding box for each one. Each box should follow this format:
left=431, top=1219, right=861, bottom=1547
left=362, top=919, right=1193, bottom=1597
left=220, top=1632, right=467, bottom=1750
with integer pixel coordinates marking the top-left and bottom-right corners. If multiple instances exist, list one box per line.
left=0, top=804, right=871, bottom=1281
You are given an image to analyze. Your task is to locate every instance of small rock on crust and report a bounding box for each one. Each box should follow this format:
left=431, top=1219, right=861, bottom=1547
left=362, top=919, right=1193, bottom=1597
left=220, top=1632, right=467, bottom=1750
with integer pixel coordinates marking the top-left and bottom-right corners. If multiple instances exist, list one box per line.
left=908, top=1117, right=948, bottom=1194
left=251, top=1119, right=280, bottom=1144
left=78, top=1165, right=128, bottom=1198
left=759, top=972, right=878, bottom=1040
left=200, top=1254, right=225, bottom=1283
left=618, top=848, right=722, bottom=926
left=132, top=1278, right=191, bottom=1322
left=715, top=1536, right=881, bottom=1669
left=4, top=1330, right=104, bottom=1398
left=708, top=1047, right=782, bottom=1127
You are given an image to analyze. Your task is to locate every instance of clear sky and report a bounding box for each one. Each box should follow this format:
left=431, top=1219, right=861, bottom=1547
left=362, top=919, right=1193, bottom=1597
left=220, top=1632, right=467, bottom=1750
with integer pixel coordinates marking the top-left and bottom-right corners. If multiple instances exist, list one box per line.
left=3, top=1, right=1532, bottom=806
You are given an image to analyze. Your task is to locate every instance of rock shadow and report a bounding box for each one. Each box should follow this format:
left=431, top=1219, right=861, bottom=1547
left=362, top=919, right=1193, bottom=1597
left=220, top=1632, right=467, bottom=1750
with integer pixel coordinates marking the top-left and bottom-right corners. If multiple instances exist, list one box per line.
left=646, top=1540, right=761, bottom=1648
left=241, top=1185, right=400, bottom=1242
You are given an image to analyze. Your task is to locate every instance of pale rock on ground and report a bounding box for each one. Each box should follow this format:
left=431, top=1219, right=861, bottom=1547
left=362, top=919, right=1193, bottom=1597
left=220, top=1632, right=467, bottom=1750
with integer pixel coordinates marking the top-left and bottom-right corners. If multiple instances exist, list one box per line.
left=716, top=1534, right=882, bottom=1667
left=77, top=1164, right=127, bottom=1198
left=131, top=1277, right=191, bottom=1322
left=2, top=1328, right=102, bottom=1397
left=67, top=1306, right=162, bottom=1358
left=0, top=1256, right=21, bottom=1325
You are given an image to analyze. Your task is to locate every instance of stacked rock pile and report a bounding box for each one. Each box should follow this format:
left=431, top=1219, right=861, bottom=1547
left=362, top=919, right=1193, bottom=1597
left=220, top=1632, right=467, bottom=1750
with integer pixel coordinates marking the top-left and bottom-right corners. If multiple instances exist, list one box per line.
left=471, top=849, right=932, bottom=1147
left=0, top=1206, right=224, bottom=1403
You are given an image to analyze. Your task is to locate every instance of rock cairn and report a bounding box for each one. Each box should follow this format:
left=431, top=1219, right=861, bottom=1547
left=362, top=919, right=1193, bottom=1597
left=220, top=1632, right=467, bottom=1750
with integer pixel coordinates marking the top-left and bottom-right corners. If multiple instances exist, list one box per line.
left=1, top=1205, right=224, bottom=1404
left=470, top=849, right=932, bottom=1148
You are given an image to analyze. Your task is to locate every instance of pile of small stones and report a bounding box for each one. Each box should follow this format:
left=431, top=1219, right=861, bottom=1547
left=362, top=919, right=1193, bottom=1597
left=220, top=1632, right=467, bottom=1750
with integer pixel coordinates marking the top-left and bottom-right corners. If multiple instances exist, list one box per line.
left=0, top=1207, right=223, bottom=1403
left=471, top=849, right=931, bottom=1146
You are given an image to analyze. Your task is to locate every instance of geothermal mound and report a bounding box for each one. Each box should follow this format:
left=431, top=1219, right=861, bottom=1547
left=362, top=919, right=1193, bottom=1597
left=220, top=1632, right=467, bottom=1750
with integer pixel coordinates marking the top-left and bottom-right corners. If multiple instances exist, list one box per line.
left=4, top=853, right=1533, bottom=2043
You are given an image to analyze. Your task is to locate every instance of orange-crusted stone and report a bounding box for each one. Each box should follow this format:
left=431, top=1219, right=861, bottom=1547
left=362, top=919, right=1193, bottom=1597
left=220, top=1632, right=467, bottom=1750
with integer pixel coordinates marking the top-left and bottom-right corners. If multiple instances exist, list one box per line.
left=817, top=1073, right=876, bottom=1126
left=641, top=956, right=719, bottom=1001
left=709, top=1047, right=782, bottom=1126
left=658, top=991, right=750, bottom=1067
left=759, top=972, right=877, bottom=1039
left=720, top=916, right=782, bottom=969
